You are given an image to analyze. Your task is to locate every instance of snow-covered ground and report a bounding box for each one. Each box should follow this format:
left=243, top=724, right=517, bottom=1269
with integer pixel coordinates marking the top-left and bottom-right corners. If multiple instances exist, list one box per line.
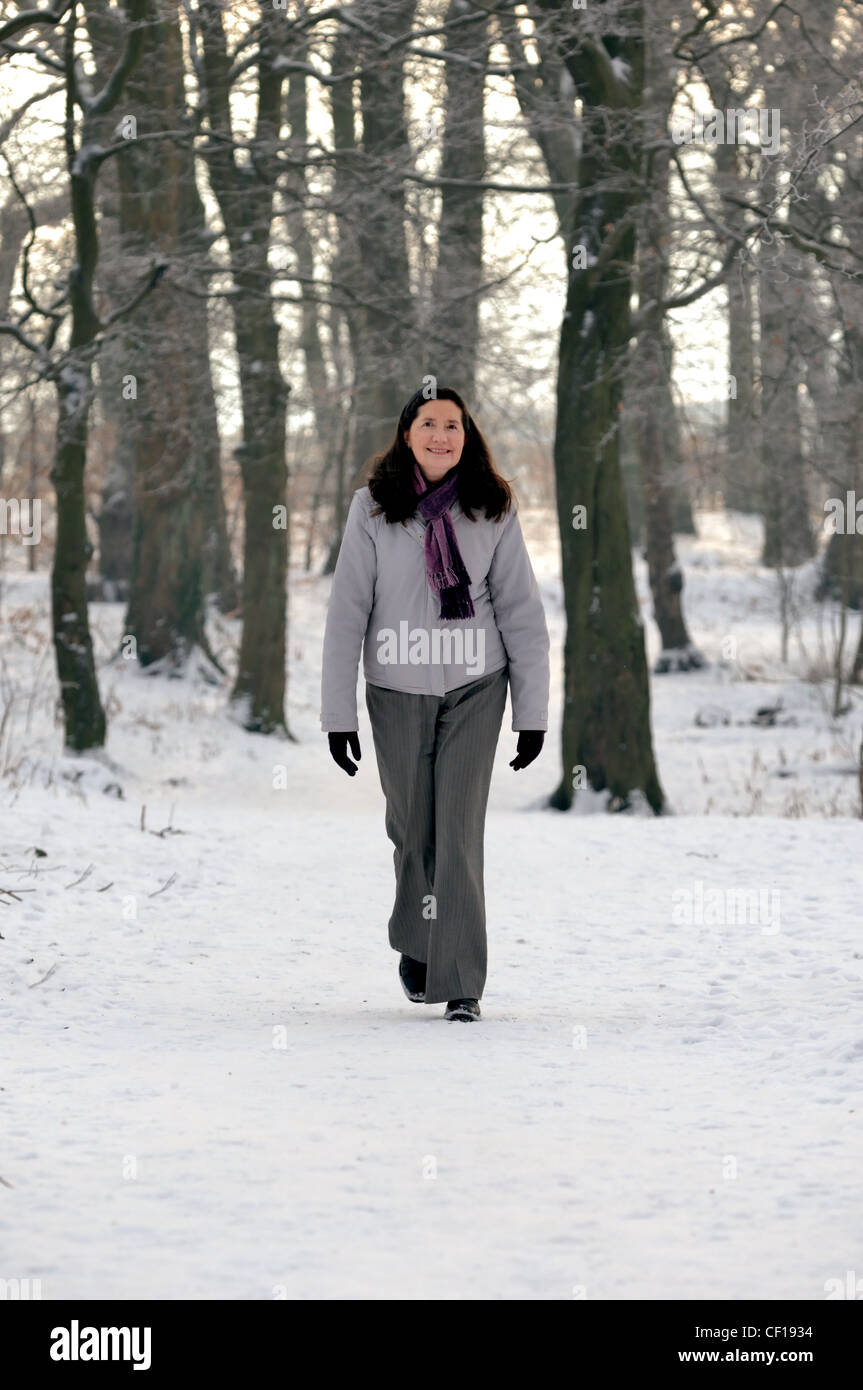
left=1, top=509, right=861, bottom=1299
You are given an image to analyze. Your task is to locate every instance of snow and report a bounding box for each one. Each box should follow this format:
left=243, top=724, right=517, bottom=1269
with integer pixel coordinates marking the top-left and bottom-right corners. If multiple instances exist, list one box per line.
left=610, top=56, right=632, bottom=88
left=71, top=145, right=103, bottom=177
left=0, top=507, right=862, bottom=1299
left=58, top=364, right=89, bottom=415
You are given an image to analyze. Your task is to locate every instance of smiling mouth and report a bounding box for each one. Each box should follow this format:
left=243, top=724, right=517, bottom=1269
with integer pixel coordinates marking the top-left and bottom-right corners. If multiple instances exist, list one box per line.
left=427, top=448, right=450, bottom=454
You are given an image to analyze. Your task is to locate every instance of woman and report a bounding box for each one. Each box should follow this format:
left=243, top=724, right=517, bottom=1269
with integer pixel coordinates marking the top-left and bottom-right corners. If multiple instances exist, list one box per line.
left=320, top=386, right=550, bottom=1021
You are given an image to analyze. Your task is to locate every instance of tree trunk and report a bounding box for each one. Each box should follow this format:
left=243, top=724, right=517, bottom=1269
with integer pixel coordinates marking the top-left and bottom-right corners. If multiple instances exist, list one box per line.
left=426, top=0, right=488, bottom=404
left=726, top=255, right=758, bottom=512
left=758, top=254, right=815, bottom=567
left=553, top=269, right=665, bottom=811
left=714, top=141, right=760, bottom=515
left=702, top=60, right=761, bottom=515
left=199, top=0, right=291, bottom=732
left=818, top=529, right=863, bottom=610
left=323, top=0, right=422, bottom=573
left=94, top=336, right=135, bottom=600
left=756, top=95, right=814, bottom=568
left=108, top=0, right=229, bottom=663
left=51, top=355, right=106, bottom=750
left=851, top=619, right=863, bottom=685
left=634, top=38, right=701, bottom=671
left=660, top=326, right=696, bottom=534
left=0, top=203, right=30, bottom=505
left=189, top=184, right=238, bottom=614
left=230, top=301, right=290, bottom=731
left=814, top=287, right=863, bottom=610
left=547, top=4, right=664, bottom=813
left=638, top=332, right=703, bottom=668
left=47, top=0, right=150, bottom=748
left=284, top=69, right=348, bottom=572
left=620, top=406, right=644, bottom=547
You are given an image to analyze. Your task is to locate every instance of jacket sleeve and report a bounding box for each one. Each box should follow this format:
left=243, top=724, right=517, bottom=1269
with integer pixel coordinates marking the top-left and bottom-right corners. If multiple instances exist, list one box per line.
left=487, top=503, right=550, bottom=731
left=320, top=490, right=377, bottom=732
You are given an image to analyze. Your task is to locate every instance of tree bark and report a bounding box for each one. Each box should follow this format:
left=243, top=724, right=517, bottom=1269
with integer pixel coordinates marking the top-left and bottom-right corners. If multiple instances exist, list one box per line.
left=94, top=334, right=135, bottom=600
left=284, top=68, right=348, bottom=572
left=199, top=0, right=290, bottom=732
left=726, top=253, right=758, bottom=513
left=758, top=247, right=815, bottom=568
left=318, top=19, right=362, bottom=572
left=634, top=33, right=701, bottom=670
left=49, top=0, right=150, bottom=748
left=107, top=1, right=232, bottom=660
left=637, top=320, right=702, bottom=668
left=815, top=295, right=863, bottom=610
left=426, top=0, right=489, bottom=405
left=0, top=203, right=30, bottom=499
left=661, top=326, right=696, bottom=534
left=543, top=0, right=665, bottom=812
left=323, top=0, right=423, bottom=573
left=52, top=352, right=106, bottom=750
left=755, top=60, right=814, bottom=569
left=83, top=0, right=236, bottom=619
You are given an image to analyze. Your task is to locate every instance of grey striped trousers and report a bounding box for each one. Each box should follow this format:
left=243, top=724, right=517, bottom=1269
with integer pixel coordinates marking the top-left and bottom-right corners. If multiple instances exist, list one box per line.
left=364, top=666, right=509, bottom=1004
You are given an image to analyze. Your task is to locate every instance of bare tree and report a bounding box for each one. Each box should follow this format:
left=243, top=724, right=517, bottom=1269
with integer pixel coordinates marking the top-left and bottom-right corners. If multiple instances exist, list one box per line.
left=322, top=0, right=423, bottom=572
left=1, top=0, right=165, bottom=750
left=633, top=17, right=703, bottom=672
left=518, top=0, right=665, bottom=811
left=196, top=0, right=292, bottom=733
left=84, top=0, right=235, bottom=665
left=424, top=0, right=489, bottom=403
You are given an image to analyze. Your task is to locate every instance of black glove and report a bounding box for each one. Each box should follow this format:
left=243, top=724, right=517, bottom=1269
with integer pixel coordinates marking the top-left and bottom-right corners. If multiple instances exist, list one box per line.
left=328, top=731, right=361, bottom=776
left=509, top=730, right=544, bottom=771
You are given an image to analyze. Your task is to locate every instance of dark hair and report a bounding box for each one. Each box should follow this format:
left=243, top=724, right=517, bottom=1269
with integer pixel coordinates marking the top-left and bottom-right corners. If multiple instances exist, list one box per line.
left=366, top=385, right=513, bottom=523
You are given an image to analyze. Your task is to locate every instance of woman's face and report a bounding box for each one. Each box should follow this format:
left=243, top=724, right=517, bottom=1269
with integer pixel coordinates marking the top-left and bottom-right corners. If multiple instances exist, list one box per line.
left=404, top=399, right=466, bottom=483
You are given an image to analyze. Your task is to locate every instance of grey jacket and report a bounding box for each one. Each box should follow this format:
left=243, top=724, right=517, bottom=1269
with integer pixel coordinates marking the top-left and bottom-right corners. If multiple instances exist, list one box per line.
left=320, top=485, right=550, bottom=733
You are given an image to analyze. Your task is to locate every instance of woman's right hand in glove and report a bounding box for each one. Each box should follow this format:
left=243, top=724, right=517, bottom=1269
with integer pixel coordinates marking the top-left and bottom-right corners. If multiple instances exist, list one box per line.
left=328, top=732, right=361, bottom=776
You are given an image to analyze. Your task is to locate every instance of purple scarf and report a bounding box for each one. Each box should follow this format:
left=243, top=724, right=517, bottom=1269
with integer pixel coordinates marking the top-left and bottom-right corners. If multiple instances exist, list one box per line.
left=412, top=460, right=475, bottom=620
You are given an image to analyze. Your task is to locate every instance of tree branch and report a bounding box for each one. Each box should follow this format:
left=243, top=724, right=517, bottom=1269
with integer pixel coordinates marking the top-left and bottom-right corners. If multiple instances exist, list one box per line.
left=0, top=0, right=73, bottom=44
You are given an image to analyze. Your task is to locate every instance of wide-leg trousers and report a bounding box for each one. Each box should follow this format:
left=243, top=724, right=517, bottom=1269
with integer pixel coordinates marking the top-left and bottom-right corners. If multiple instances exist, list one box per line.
left=364, top=666, right=508, bottom=1004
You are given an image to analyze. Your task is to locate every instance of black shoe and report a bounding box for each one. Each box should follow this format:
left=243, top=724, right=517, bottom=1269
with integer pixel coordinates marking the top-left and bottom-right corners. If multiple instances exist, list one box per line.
left=444, top=998, right=481, bottom=1021
left=399, top=953, right=426, bottom=1002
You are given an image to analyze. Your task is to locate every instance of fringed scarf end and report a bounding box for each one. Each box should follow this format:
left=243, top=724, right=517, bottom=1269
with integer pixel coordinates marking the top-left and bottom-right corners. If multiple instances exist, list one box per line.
left=439, top=585, right=476, bottom=620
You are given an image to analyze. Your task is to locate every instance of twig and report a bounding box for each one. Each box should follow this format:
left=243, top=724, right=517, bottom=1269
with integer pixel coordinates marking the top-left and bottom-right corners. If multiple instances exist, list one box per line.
left=28, top=961, right=58, bottom=987
left=143, top=803, right=185, bottom=838
left=148, top=873, right=177, bottom=898
left=64, top=863, right=94, bottom=889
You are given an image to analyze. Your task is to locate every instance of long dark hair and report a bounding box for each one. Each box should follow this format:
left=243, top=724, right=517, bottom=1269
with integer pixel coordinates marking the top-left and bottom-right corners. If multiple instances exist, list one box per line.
left=366, top=386, right=513, bottom=523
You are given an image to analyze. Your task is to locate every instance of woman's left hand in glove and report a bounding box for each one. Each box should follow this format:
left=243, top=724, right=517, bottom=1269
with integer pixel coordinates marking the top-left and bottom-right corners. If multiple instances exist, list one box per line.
left=509, top=730, right=545, bottom=770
